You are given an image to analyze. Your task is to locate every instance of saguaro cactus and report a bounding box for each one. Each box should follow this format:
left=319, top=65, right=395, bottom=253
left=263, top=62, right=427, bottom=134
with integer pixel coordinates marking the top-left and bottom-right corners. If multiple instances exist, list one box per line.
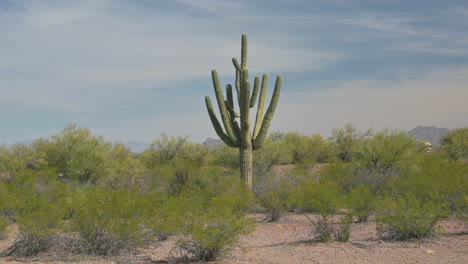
left=205, top=34, right=283, bottom=190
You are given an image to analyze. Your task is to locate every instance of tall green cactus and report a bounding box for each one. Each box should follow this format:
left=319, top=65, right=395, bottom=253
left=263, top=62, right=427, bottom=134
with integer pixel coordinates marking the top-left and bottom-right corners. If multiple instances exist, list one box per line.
left=205, top=34, right=283, bottom=189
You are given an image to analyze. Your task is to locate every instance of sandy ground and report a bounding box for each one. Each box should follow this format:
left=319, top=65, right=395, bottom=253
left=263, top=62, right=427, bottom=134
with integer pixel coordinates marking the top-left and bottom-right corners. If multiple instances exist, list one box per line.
left=0, top=214, right=467, bottom=264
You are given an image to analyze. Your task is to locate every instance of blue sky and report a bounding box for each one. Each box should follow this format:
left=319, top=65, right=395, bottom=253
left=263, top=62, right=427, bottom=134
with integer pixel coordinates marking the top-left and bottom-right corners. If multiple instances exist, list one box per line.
left=1, top=0, right=467, bottom=144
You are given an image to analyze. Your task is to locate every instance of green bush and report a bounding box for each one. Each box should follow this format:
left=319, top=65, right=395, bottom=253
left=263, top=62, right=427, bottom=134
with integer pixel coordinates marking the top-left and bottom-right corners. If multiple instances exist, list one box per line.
left=387, top=156, right=468, bottom=217
left=376, top=195, right=449, bottom=241
left=0, top=184, right=16, bottom=222
left=345, top=185, right=378, bottom=222
left=5, top=198, right=63, bottom=257
left=306, top=215, right=332, bottom=242
left=291, top=181, right=347, bottom=242
left=33, top=124, right=113, bottom=184
left=174, top=194, right=255, bottom=262
left=333, top=214, right=353, bottom=242
left=0, top=216, right=8, bottom=240
left=303, top=214, right=353, bottom=242
left=291, top=181, right=343, bottom=217
left=0, top=169, right=69, bottom=256
left=254, top=172, right=293, bottom=222
left=142, top=193, right=183, bottom=242
left=68, top=187, right=149, bottom=255
left=440, top=127, right=468, bottom=161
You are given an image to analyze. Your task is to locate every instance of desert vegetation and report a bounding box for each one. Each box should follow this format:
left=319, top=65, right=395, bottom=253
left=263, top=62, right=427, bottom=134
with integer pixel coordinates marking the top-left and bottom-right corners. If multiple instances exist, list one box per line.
left=0, top=123, right=467, bottom=263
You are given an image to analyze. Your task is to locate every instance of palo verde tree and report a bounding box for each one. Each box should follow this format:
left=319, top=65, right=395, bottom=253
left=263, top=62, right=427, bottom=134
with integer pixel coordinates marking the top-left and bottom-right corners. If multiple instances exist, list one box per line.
left=205, top=34, right=282, bottom=190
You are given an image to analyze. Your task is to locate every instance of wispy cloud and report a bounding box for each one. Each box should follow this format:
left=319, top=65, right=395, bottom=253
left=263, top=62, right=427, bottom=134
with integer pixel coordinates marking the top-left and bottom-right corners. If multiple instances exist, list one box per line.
left=174, top=0, right=242, bottom=13
left=276, top=66, right=468, bottom=137
left=0, top=0, right=340, bottom=113
left=0, top=0, right=467, bottom=143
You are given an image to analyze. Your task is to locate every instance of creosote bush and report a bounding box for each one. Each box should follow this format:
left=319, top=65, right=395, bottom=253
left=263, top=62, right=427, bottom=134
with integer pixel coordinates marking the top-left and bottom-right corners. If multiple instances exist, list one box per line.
left=0, top=217, right=8, bottom=240
left=333, top=214, right=353, bottom=242
left=174, top=195, right=255, bottom=262
left=68, top=187, right=149, bottom=255
left=291, top=180, right=354, bottom=242
left=303, top=214, right=353, bottom=242
left=5, top=201, right=63, bottom=257
left=376, top=196, right=449, bottom=241
left=345, top=184, right=378, bottom=222
left=307, top=215, right=332, bottom=242
left=254, top=172, right=293, bottom=222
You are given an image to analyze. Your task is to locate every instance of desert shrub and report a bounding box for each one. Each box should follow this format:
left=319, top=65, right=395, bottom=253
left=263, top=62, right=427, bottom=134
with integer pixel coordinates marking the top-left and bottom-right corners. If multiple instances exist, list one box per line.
left=166, top=165, right=191, bottom=197
left=303, top=214, right=353, bottom=243
left=253, top=137, right=292, bottom=176
left=304, top=215, right=333, bottom=242
left=291, top=181, right=346, bottom=242
left=0, top=144, right=47, bottom=180
left=142, top=194, right=183, bottom=242
left=387, top=156, right=468, bottom=217
left=440, top=127, right=468, bottom=161
left=98, top=142, right=147, bottom=189
left=333, top=214, right=353, bottom=242
left=376, top=195, right=449, bottom=241
left=0, top=184, right=16, bottom=222
left=0, top=169, right=69, bottom=222
left=68, top=187, right=149, bottom=255
left=140, top=133, right=191, bottom=168
left=291, top=181, right=343, bottom=216
left=358, top=129, right=419, bottom=173
left=330, top=123, right=372, bottom=163
left=188, top=167, right=254, bottom=210
left=211, top=145, right=238, bottom=169
left=345, top=184, right=378, bottom=222
left=33, top=124, right=113, bottom=184
left=253, top=172, right=293, bottom=222
left=0, top=217, right=8, bottom=240
left=5, top=197, right=63, bottom=257
left=174, top=195, right=255, bottom=262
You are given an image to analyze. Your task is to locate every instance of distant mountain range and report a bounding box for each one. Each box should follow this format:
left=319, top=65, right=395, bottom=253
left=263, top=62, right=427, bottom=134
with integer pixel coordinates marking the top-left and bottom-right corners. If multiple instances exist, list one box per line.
left=202, top=137, right=223, bottom=148
left=407, top=126, right=449, bottom=146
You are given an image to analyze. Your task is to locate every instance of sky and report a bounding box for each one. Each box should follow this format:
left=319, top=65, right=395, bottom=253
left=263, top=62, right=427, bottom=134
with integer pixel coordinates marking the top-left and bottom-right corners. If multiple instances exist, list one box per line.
left=1, top=0, right=467, bottom=144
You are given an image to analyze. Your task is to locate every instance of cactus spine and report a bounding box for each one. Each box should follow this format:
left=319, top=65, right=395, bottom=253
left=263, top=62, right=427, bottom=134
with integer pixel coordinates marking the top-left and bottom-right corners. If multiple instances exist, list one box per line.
left=205, top=34, right=283, bottom=189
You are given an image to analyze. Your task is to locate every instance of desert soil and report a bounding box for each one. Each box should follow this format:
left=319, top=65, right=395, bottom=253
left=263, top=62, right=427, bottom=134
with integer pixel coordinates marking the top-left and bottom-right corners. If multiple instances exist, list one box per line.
left=0, top=214, right=467, bottom=264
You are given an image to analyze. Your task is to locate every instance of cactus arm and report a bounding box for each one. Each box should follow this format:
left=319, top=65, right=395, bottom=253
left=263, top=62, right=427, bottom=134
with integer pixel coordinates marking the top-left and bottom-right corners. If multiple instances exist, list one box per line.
left=252, top=73, right=269, bottom=139
left=241, top=34, right=248, bottom=69
left=235, top=70, right=241, bottom=103
left=232, top=58, right=241, bottom=71
left=249, top=75, right=261, bottom=108
left=205, top=96, right=239, bottom=148
left=226, top=84, right=240, bottom=118
left=211, top=70, right=240, bottom=145
left=225, top=100, right=240, bottom=118
left=226, top=84, right=234, bottom=109
left=252, top=74, right=282, bottom=150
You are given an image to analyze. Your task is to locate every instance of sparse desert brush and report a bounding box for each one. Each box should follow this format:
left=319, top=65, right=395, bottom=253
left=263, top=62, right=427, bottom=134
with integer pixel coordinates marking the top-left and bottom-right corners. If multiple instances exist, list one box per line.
left=345, top=184, right=378, bottom=222
left=0, top=216, right=8, bottom=240
left=290, top=180, right=351, bottom=242
left=173, top=194, right=255, bottom=262
left=333, top=214, right=353, bottom=242
left=254, top=172, right=293, bottom=222
left=4, top=200, right=63, bottom=257
left=376, top=195, right=449, bottom=241
left=68, top=187, right=149, bottom=256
